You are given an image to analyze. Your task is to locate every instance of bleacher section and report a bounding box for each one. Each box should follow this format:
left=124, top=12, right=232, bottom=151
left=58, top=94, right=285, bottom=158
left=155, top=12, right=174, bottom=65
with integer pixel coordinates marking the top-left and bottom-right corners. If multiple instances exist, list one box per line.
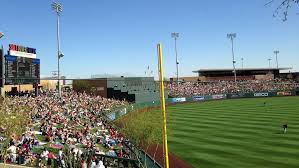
left=107, top=77, right=164, bottom=103
left=73, top=77, right=166, bottom=103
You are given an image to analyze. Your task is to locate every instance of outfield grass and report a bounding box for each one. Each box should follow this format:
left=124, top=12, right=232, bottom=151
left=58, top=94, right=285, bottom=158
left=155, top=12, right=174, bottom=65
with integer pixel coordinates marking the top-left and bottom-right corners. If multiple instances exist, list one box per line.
left=155, top=96, right=299, bottom=168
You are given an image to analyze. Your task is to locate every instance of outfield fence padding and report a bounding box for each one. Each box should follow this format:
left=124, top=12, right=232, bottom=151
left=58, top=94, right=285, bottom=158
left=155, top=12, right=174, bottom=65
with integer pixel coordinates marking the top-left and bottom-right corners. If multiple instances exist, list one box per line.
left=109, top=89, right=297, bottom=121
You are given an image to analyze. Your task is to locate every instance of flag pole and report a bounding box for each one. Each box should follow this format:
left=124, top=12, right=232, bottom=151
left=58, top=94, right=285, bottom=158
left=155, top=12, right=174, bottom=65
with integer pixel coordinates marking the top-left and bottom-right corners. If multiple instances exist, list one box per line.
left=157, top=43, right=169, bottom=168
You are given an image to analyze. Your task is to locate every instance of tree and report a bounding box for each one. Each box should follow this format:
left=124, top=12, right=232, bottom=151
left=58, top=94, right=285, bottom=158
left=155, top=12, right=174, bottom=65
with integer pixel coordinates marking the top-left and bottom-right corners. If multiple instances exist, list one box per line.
left=267, top=0, right=299, bottom=21
left=115, top=107, right=162, bottom=146
left=114, top=107, right=163, bottom=167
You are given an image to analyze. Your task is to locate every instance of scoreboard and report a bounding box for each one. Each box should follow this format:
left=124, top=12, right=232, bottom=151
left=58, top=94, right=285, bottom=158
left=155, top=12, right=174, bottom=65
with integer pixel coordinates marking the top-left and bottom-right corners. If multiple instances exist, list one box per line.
left=4, top=55, right=40, bottom=85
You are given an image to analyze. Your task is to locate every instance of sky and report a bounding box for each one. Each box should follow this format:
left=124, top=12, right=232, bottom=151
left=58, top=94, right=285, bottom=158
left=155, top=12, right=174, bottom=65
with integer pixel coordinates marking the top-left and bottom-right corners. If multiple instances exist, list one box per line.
left=0, top=0, right=298, bottom=79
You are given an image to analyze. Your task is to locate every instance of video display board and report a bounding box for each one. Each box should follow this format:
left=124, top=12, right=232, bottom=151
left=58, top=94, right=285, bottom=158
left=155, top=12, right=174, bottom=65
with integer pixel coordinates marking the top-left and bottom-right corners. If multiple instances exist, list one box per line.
left=4, top=55, right=40, bottom=84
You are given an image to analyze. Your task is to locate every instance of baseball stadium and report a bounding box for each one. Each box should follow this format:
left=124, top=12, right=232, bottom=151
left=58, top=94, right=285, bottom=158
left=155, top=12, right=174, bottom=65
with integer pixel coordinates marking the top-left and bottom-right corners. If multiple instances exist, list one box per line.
left=1, top=1, right=299, bottom=168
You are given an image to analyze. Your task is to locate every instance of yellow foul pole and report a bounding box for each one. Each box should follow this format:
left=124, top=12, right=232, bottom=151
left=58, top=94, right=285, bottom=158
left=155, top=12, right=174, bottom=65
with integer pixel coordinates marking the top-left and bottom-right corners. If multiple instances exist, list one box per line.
left=157, top=43, right=169, bottom=168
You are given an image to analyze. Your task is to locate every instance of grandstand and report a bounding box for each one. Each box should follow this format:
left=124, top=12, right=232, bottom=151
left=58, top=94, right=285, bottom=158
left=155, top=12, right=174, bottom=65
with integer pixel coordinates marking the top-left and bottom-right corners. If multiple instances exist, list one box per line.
left=279, top=72, right=299, bottom=82
left=192, top=67, right=292, bottom=81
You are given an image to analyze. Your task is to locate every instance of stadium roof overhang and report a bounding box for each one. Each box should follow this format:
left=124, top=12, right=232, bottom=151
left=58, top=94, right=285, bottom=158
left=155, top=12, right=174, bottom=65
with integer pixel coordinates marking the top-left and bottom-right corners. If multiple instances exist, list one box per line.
left=192, top=67, right=292, bottom=73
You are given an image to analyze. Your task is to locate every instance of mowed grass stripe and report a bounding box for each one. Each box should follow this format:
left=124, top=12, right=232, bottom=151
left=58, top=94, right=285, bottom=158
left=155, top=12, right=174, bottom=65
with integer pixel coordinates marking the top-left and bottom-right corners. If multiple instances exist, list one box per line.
left=170, top=108, right=299, bottom=116
left=170, top=109, right=299, bottom=124
left=168, top=117, right=299, bottom=132
left=169, top=119, right=299, bottom=141
left=170, top=113, right=299, bottom=124
left=169, top=109, right=299, bottom=118
left=168, top=141, right=256, bottom=168
left=169, top=103, right=299, bottom=109
left=169, top=140, right=298, bottom=168
left=170, top=109, right=299, bottom=116
left=170, top=129, right=299, bottom=150
left=170, top=125, right=299, bottom=142
left=175, top=106, right=298, bottom=111
left=170, top=132, right=299, bottom=156
left=169, top=118, right=299, bottom=132
left=158, top=97, right=299, bottom=168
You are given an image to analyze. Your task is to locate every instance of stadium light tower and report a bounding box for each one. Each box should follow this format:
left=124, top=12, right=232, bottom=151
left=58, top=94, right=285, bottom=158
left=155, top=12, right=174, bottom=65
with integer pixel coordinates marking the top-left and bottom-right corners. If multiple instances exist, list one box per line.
left=227, top=33, right=237, bottom=82
left=171, top=32, right=179, bottom=86
left=274, top=50, right=279, bottom=69
left=52, top=1, right=63, bottom=97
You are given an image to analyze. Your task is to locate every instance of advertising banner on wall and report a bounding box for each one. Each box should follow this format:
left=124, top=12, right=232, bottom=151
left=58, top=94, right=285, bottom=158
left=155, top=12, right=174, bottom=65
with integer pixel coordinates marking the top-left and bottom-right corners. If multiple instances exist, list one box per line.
left=229, top=93, right=245, bottom=99
left=170, top=97, right=186, bottom=103
left=193, top=96, right=205, bottom=101
left=254, top=93, right=269, bottom=97
left=277, top=91, right=292, bottom=96
left=212, top=94, right=226, bottom=100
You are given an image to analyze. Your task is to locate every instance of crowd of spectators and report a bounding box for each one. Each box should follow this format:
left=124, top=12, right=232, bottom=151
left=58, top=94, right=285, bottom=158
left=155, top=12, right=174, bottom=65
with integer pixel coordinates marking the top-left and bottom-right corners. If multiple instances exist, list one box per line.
left=1, top=90, right=134, bottom=167
left=166, top=79, right=299, bottom=97
left=1, top=79, right=298, bottom=167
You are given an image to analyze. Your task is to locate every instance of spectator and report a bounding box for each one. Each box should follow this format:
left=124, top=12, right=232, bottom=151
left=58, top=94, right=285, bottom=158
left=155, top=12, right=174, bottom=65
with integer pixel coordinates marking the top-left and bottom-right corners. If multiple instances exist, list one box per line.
left=166, top=79, right=299, bottom=97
